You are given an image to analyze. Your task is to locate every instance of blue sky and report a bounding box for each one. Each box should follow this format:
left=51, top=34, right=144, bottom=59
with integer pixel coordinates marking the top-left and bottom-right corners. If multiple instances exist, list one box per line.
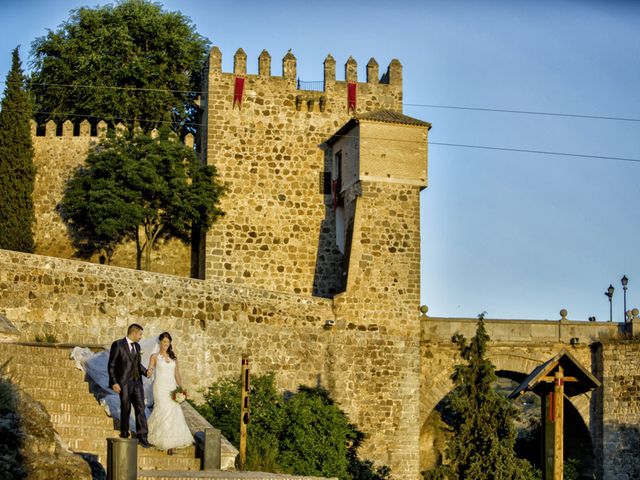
left=1, top=0, right=639, bottom=321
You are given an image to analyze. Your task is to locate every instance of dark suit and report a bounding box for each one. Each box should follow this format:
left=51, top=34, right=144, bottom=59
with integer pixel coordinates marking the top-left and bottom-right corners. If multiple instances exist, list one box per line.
left=108, top=337, right=148, bottom=439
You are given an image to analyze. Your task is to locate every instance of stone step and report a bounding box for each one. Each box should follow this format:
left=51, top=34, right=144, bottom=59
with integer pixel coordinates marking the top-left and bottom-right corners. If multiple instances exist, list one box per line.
left=57, top=424, right=118, bottom=440
left=50, top=411, right=115, bottom=428
left=72, top=438, right=197, bottom=457
left=39, top=398, right=107, bottom=414
left=69, top=446, right=201, bottom=472
left=2, top=361, right=85, bottom=376
left=0, top=347, right=80, bottom=368
left=16, top=378, right=102, bottom=404
left=0, top=344, right=76, bottom=356
left=0, top=353, right=80, bottom=368
left=139, top=452, right=201, bottom=471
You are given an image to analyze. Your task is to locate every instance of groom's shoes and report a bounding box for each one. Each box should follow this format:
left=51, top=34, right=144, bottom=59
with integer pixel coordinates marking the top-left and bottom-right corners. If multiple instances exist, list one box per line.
left=119, top=432, right=130, bottom=439
left=138, top=437, right=151, bottom=448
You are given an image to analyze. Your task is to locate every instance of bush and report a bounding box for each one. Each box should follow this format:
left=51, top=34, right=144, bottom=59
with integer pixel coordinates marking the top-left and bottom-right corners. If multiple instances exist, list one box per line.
left=197, top=373, right=389, bottom=480
left=564, top=458, right=582, bottom=480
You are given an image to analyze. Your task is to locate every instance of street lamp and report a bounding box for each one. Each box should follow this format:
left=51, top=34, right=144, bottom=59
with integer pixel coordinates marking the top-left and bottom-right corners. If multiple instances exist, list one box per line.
left=621, top=275, right=629, bottom=322
left=605, top=284, right=615, bottom=322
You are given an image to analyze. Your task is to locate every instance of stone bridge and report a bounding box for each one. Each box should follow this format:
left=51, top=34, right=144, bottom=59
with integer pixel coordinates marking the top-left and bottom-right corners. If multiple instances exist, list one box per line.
left=419, top=316, right=638, bottom=479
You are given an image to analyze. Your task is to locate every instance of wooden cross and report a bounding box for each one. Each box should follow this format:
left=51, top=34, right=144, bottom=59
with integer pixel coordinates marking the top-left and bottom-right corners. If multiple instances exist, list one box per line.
left=539, top=367, right=578, bottom=480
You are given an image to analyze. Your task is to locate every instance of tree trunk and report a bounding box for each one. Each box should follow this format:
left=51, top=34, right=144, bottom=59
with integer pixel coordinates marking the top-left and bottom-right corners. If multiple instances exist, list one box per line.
left=135, top=228, right=142, bottom=270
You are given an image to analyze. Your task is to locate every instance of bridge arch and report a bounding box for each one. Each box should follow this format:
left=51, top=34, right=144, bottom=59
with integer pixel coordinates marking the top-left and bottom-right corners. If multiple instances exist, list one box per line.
left=420, top=346, right=596, bottom=474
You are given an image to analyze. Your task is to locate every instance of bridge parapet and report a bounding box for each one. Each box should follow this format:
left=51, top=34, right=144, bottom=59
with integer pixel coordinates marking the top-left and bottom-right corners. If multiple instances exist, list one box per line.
left=422, top=316, right=628, bottom=344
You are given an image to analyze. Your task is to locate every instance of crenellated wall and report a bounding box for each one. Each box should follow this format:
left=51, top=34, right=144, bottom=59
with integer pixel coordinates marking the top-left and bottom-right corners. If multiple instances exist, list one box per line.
left=30, top=120, right=193, bottom=276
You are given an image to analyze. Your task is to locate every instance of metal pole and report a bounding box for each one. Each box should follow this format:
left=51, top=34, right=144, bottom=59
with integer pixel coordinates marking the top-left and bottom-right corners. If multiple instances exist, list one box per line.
left=239, top=355, right=250, bottom=470
left=610, top=297, right=613, bottom=322
left=623, top=286, right=627, bottom=323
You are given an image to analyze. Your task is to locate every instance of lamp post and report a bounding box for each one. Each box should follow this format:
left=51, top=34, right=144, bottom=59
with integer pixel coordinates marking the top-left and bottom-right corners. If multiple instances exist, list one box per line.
left=605, top=284, right=615, bottom=322
left=621, top=275, right=629, bottom=322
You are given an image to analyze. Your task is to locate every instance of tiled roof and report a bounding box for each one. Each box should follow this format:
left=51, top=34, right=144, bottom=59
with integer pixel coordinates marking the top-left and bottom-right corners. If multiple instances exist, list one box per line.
left=355, top=110, right=431, bottom=127
left=326, top=109, right=430, bottom=144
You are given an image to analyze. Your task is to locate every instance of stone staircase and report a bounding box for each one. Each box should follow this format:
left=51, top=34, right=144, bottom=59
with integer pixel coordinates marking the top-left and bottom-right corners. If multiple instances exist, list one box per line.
left=0, top=342, right=331, bottom=480
left=0, top=343, right=205, bottom=474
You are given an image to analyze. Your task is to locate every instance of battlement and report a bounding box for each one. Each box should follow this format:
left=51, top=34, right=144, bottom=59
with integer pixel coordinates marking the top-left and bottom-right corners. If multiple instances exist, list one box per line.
left=209, top=46, right=402, bottom=84
left=30, top=119, right=195, bottom=147
left=206, top=46, right=402, bottom=114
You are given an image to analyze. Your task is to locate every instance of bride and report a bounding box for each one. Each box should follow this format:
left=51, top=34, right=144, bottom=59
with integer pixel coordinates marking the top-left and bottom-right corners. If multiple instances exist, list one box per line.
left=146, top=332, right=194, bottom=453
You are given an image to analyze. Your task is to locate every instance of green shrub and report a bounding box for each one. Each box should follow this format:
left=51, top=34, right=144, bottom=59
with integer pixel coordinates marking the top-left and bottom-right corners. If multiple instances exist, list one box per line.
left=564, top=458, right=582, bottom=480
left=197, top=373, right=389, bottom=480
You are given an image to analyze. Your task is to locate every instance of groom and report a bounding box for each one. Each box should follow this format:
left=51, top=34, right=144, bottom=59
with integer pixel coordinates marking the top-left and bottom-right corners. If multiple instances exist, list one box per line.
left=108, top=323, right=151, bottom=447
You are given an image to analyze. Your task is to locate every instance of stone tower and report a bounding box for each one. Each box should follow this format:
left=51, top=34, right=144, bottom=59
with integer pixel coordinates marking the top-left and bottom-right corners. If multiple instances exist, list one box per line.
left=200, top=47, right=403, bottom=296
left=201, top=47, right=430, bottom=478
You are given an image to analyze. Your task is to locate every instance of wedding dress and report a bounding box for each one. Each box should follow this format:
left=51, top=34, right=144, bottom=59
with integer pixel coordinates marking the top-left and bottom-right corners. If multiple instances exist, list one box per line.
left=147, top=355, right=194, bottom=450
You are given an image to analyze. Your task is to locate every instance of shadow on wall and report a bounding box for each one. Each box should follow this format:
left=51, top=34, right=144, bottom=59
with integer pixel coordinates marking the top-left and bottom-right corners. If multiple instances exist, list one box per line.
left=312, top=147, right=344, bottom=298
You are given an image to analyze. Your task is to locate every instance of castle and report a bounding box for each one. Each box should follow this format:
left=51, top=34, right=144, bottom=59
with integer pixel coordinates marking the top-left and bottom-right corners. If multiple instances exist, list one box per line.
left=1, top=48, right=639, bottom=479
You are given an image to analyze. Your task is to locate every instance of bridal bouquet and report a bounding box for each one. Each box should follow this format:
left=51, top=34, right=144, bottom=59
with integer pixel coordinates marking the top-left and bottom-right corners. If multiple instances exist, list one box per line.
left=170, top=386, right=188, bottom=404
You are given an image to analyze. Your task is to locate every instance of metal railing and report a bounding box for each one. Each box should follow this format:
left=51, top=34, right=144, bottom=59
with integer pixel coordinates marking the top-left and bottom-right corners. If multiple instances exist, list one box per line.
left=297, top=79, right=324, bottom=91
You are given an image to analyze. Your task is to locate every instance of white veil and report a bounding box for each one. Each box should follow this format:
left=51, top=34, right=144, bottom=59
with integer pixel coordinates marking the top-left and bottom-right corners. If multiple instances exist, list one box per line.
left=70, top=334, right=160, bottom=433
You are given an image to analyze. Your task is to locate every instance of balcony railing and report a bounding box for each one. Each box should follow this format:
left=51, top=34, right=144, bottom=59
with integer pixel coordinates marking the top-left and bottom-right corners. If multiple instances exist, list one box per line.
left=296, top=79, right=324, bottom=92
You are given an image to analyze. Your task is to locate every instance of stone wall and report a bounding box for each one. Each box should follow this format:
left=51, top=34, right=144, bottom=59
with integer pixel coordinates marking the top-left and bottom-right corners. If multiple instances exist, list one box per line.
left=0, top=248, right=421, bottom=479
left=202, top=47, right=403, bottom=297
left=422, top=316, right=625, bottom=345
left=595, top=341, right=640, bottom=479
left=30, top=120, right=191, bottom=277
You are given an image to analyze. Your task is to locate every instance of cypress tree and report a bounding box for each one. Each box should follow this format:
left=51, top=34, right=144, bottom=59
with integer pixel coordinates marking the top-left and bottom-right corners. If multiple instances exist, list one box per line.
left=0, top=47, right=35, bottom=252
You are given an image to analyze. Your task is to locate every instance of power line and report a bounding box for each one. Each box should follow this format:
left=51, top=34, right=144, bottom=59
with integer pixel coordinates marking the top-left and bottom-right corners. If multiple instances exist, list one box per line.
left=2, top=79, right=640, bottom=124
left=429, top=142, right=640, bottom=164
left=404, top=103, right=640, bottom=123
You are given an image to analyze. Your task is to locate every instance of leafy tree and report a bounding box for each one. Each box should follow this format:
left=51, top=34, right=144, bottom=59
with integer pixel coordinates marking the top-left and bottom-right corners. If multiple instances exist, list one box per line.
left=197, top=373, right=390, bottom=480
left=29, top=0, right=209, bottom=133
left=57, top=129, right=225, bottom=270
left=423, top=314, right=540, bottom=480
left=0, top=47, right=36, bottom=252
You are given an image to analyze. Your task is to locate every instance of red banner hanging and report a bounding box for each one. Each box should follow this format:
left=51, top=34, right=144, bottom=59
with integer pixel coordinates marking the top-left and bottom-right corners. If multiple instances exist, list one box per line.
left=548, top=392, right=555, bottom=422
left=347, top=82, right=356, bottom=113
left=233, top=76, right=245, bottom=109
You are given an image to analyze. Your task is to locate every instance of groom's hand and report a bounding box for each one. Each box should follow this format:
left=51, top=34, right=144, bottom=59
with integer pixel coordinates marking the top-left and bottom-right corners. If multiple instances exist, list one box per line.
left=112, top=383, right=122, bottom=393
left=146, top=368, right=153, bottom=378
